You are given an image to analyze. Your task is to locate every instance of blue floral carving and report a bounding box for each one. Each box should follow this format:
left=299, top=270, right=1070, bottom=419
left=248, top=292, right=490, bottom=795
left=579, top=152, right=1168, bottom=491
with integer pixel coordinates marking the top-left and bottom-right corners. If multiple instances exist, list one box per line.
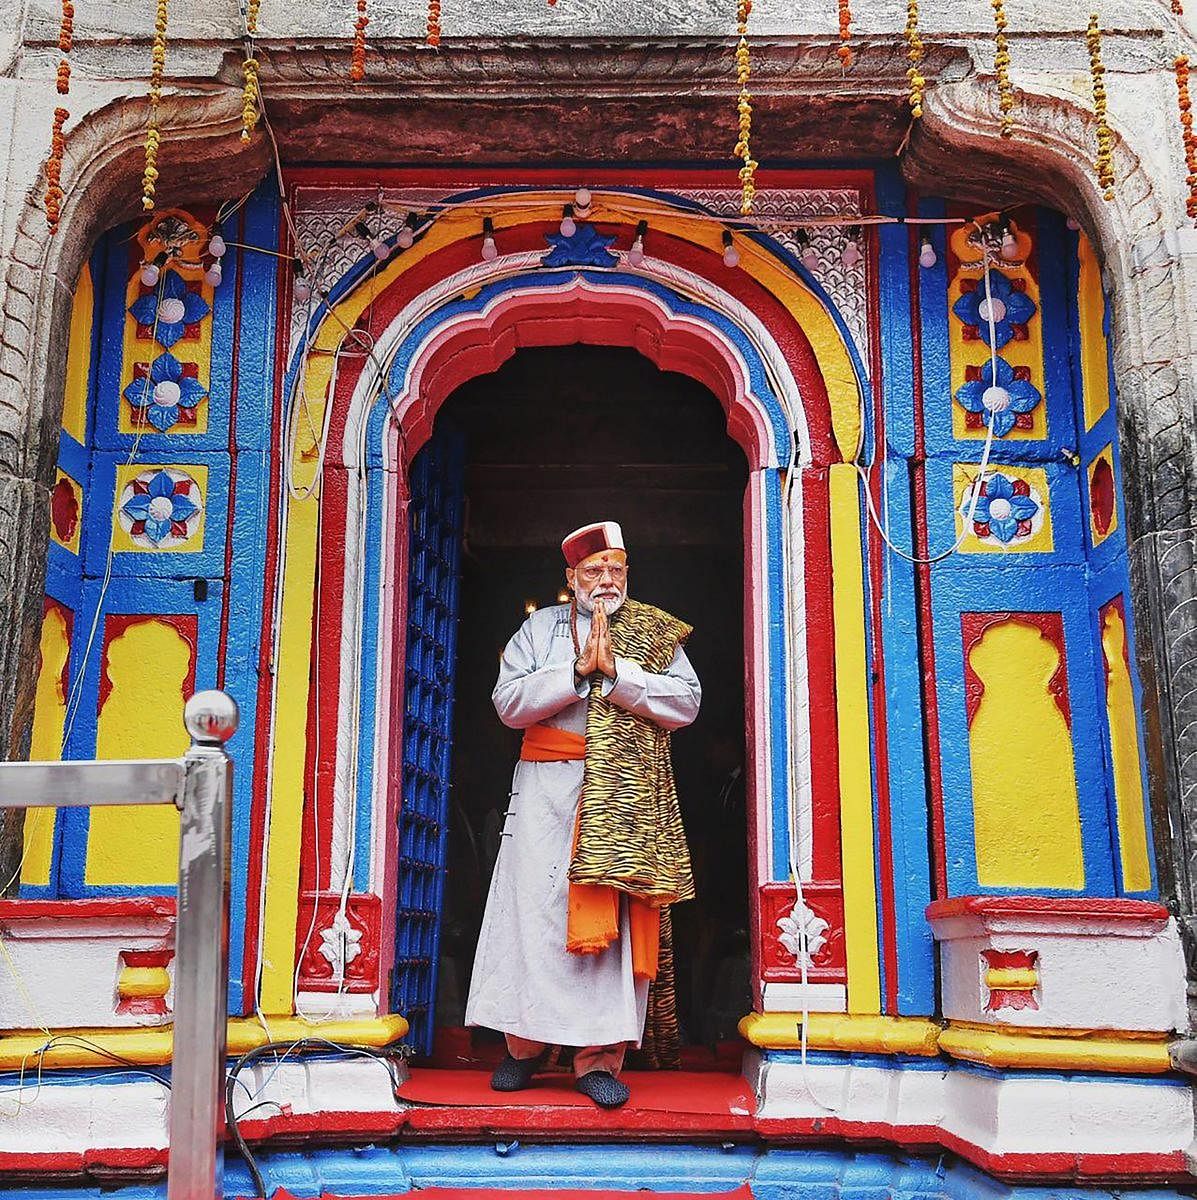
left=541, top=225, right=618, bottom=268
left=964, top=472, right=1040, bottom=544
left=952, top=271, right=1036, bottom=349
left=123, top=352, right=208, bottom=432
left=954, top=357, right=1041, bottom=437
left=120, top=469, right=200, bottom=546
left=129, top=270, right=210, bottom=349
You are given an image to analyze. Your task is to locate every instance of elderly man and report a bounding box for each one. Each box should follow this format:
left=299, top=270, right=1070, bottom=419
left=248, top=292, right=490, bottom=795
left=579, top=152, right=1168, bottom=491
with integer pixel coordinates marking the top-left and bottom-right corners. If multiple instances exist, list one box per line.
left=465, top=521, right=701, bottom=1109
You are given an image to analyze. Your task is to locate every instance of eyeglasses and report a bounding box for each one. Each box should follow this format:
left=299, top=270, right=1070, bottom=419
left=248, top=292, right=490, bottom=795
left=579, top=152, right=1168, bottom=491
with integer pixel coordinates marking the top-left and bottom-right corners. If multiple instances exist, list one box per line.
left=576, top=562, right=627, bottom=584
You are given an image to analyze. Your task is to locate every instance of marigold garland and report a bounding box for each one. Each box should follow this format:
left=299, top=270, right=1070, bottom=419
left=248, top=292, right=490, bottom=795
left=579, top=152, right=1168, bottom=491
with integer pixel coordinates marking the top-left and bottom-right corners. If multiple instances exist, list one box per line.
left=427, top=0, right=441, bottom=46
left=45, top=0, right=73, bottom=231
left=1176, top=55, right=1197, bottom=219
left=44, top=107, right=67, bottom=233
left=350, top=0, right=368, bottom=79
left=991, top=0, right=1013, bottom=136
left=142, top=0, right=169, bottom=212
left=904, top=0, right=925, bottom=119
left=837, top=0, right=852, bottom=68
left=1086, top=12, right=1115, bottom=201
left=734, top=0, right=756, bottom=215
left=240, top=0, right=261, bottom=140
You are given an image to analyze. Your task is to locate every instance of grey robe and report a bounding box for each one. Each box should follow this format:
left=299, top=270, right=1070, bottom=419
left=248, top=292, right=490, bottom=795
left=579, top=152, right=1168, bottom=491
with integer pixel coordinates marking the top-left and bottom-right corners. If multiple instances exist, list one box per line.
left=464, top=602, right=701, bottom=1047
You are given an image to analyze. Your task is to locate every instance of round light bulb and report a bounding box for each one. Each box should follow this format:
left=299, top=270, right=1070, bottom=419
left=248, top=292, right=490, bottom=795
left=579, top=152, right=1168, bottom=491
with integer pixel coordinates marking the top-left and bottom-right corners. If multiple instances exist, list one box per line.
left=294, top=277, right=312, bottom=302
left=205, top=263, right=222, bottom=288
left=801, top=246, right=819, bottom=271
left=842, top=241, right=862, bottom=268
left=628, top=238, right=645, bottom=267
left=1000, top=233, right=1020, bottom=262
left=1066, top=216, right=1080, bottom=231
left=982, top=385, right=1012, bottom=413
left=208, top=234, right=227, bottom=259
left=723, top=244, right=741, bottom=268
left=370, top=237, right=389, bottom=260
left=139, top=262, right=160, bottom=287
left=919, top=239, right=937, bottom=269
left=481, top=235, right=498, bottom=262
left=560, top=215, right=577, bottom=237
left=397, top=226, right=414, bottom=249
left=574, top=187, right=592, bottom=211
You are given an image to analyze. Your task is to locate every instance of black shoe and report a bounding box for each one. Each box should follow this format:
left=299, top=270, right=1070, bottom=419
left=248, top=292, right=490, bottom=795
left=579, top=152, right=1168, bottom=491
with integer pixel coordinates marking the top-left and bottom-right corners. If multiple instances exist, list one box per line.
left=490, top=1053, right=544, bottom=1092
left=575, top=1069, right=630, bottom=1109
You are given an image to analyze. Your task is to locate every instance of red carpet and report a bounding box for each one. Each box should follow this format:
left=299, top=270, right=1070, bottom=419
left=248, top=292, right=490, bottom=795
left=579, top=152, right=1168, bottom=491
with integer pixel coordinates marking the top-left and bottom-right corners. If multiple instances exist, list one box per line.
left=394, top=1068, right=755, bottom=1135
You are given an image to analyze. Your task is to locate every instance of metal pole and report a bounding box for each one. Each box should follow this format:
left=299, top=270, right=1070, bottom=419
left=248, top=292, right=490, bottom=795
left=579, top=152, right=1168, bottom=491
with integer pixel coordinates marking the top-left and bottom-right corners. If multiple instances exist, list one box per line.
left=167, top=690, right=238, bottom=1200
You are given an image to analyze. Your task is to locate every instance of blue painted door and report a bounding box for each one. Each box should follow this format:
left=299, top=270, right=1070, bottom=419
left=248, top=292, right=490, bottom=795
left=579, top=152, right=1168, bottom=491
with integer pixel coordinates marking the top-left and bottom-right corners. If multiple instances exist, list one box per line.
left=392, top=427, right=465, bottom=1054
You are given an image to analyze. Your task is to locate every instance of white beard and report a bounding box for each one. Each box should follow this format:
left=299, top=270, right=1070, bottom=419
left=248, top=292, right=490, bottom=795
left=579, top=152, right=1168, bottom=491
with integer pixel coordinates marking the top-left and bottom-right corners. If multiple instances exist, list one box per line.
left=574, top=582, right=627, bottom=616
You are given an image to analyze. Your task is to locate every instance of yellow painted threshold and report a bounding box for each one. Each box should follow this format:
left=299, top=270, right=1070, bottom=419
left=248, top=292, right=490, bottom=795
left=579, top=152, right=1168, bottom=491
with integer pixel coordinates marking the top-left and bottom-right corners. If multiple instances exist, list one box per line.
left=0, top=1014, right=409, bottom=1070
left=938, top=1022, right=1173, bottom=1074
left=739, top=1011, right=941, bottom=1056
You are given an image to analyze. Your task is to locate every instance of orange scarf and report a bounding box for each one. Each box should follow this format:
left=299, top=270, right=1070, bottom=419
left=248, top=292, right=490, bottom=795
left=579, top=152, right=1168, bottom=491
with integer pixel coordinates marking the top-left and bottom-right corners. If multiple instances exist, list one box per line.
left=520, top=723, right=660, bottom=979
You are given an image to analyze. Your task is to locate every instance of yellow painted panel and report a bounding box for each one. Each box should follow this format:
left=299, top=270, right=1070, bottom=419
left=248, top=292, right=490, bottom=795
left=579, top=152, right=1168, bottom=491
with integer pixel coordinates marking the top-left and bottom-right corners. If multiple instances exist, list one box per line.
left=84, top=619, right=191, bottom=886
left=62, top=263, right=93, bottom=444
left=739, top=1011, right=940, bottom=1055
left=22, top=604, right=71, bottom=886
left=940, top=1021, right=1171, bottom=1074
left=1077, top=233, right=1111, bottom=431
left=948, top=220, right=1046, bottom=443
left=968, top=620, right=1085, bottom=888
left=1101, top=604, right=1152, bottom=892
left=828, top=464, right=880, bottom=1013
left=953, top=463, right=1054, bottom=554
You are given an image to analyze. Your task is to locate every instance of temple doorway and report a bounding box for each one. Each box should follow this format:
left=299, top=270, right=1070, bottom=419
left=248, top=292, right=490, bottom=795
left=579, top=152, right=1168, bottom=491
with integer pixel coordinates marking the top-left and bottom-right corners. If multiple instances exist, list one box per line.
left=423, top=344, right=751, bottom=1068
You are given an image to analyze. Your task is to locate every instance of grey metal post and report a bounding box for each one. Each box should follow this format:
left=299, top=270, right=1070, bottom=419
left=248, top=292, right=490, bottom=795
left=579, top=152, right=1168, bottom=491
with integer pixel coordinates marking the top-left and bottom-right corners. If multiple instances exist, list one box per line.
left=167, top=690, right=238, bottom=1200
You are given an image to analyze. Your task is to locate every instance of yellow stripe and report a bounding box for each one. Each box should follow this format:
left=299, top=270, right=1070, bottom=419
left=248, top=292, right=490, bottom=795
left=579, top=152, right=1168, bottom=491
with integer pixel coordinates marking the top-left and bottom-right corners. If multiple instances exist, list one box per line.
left=61, top=263, right=93, bottom=445
left=828, top=464, right=880, bottom=1013
left=1076, top=233, right=1111, bottom=431
left=117, top=967, right=171, bottom=999
left=739, top=1011, right=940, bottom=1055
left=939, top=1022, right=1172, bottom=1074
left=0, top=1015, right=409, bottom=1070
left=984, top=968, right=1038, bottom=990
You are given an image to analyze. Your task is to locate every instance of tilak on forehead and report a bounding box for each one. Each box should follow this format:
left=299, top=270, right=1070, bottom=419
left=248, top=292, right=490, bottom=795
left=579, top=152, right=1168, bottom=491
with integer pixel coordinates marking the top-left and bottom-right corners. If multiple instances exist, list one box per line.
left=561, top=521, right=627, bottom=568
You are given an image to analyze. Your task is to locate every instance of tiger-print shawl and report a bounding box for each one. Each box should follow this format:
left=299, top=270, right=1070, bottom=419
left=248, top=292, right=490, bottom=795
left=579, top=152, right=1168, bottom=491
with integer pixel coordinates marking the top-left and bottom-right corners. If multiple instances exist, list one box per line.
left=569, top=597, right=696, bottom=904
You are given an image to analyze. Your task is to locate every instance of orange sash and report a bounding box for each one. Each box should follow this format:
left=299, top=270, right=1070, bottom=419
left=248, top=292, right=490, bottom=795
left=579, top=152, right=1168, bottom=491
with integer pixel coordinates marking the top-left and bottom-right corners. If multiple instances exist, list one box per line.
left=519, top=723, right=661, bottom=979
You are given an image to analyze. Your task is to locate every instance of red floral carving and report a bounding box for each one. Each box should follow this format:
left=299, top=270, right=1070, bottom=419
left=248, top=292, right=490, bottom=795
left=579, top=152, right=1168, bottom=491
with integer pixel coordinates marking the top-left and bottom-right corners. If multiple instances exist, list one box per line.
left=759, top=882, right=846, bottom=983
left=295, top=892, right=381, bottom=993
left=982, top=948, right=1039, bottom=1012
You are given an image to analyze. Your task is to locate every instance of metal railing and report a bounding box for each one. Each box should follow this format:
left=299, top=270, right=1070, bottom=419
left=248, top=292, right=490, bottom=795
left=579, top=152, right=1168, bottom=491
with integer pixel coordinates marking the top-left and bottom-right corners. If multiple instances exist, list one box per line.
left=0, top=689, right=239, bottom=1200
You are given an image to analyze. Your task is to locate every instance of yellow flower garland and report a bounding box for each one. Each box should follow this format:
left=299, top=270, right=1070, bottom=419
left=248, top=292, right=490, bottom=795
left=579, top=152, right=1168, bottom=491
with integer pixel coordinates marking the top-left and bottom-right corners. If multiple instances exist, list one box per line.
left=992, top=0, right=1014, bottom=136
left=1086, top=12, right=1115, bottom=201
left=142, top=0, right=168, bottom=211
left=734, top=0, right=757, bottom=215
left=241, top=0, right=261, bottom=141
left=904, top=0, right=925, bottom=119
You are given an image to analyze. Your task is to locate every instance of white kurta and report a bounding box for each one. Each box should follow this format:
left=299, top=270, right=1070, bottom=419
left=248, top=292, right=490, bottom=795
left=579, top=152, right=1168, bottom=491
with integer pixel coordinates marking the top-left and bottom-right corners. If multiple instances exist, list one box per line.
left=464, top=602, right=702, bottom=1047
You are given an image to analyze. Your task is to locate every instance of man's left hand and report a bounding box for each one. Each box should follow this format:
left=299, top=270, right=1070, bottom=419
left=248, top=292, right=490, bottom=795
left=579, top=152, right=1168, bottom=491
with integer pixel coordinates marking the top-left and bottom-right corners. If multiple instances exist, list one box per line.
left=594, top=602, right=616, bottom=680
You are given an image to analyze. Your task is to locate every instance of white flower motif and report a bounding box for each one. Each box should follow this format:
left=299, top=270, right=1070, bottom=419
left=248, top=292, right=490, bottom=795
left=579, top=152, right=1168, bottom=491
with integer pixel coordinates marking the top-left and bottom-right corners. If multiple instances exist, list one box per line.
left=318, top=910, right=362, bottom=975
left=777, top=903, right=829, bottom=966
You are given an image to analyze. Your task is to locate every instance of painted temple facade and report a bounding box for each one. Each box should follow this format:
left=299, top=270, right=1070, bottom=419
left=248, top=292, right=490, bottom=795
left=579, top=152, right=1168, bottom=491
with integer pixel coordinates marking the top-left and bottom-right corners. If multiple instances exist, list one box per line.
left=2, top=163, right=1191, bottom=1195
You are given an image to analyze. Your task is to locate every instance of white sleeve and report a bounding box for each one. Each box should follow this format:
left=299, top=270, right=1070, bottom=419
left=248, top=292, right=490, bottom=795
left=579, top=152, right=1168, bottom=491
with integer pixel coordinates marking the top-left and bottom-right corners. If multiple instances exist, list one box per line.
left=602, top=644, right=701, bottom=731
left=491, top=618, right=586, bottom=730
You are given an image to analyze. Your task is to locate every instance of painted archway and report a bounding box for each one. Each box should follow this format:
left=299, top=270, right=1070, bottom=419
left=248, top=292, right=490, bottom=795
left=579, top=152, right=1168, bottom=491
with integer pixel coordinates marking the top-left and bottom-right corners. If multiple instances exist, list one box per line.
left=257, top=188, right=882, bottom=1028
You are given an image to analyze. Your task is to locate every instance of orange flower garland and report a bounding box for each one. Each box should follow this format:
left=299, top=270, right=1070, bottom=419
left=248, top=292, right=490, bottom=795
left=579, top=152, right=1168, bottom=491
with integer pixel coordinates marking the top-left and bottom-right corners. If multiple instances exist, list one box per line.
left=142, top=0, right=169, bottom=212
left=904, top=0, right=925, bottom=119
left=427, top=0, right=441, bottom=46
left=45, top=0, right=74, bottom=231
left=734, top=0, right=756, bottom=214
left=1086, top=12, right=1114, bottom=201
left=241, top=0, right=261, bottom=140
left=1176, top=55, right=1197, bottom=218
left=350, top=0, right=368, bottom=79
left=837, top=0, right=852, bottom=68
left=992, top=0, right=1014, bottom=136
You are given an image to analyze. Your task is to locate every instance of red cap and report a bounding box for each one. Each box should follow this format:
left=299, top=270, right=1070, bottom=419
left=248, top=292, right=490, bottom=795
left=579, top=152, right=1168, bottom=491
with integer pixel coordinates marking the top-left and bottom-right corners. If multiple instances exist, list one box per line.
left=561, top=521, right=625, bottom=568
